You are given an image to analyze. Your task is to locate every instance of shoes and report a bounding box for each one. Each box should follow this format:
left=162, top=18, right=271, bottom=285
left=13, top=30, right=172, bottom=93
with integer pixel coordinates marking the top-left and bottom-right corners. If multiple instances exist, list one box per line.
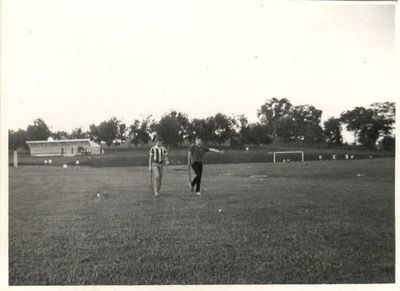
left=195, top=192, right=201, bottom=196
left=155, top=192, right=160, bottom=196
left=189, top=184, right=194, bottom=193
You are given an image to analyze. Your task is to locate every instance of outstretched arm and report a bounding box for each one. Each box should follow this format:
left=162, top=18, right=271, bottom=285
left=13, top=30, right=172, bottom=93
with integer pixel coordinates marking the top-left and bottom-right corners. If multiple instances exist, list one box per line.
left=209, top=148, right=224, bottom=154
left=149, top=154, right=152, bottom=172
left=187, top=151, right=192, bottom=166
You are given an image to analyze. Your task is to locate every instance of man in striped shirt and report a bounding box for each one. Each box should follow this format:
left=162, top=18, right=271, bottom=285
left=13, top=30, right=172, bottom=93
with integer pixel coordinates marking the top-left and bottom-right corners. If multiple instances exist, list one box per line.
left=149, top=137, right=169, bottom=196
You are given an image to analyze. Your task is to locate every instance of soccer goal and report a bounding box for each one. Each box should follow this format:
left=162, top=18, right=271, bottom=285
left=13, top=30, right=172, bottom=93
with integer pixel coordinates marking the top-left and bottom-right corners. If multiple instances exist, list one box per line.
left=273, top=151, right=304, bottom=163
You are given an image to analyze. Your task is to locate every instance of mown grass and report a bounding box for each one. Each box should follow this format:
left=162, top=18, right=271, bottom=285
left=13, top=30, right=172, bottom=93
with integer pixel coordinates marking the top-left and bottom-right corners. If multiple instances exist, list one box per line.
left=8, top=158, right=395, bottom=284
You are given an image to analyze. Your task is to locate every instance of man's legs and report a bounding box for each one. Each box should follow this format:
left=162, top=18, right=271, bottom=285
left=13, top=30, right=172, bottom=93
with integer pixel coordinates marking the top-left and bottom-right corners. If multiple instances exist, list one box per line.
left=191, top=162, right=203, bottom=193
left=152, top=165, right=161, bottom=195
left=157, top=166, right=163, bottom=192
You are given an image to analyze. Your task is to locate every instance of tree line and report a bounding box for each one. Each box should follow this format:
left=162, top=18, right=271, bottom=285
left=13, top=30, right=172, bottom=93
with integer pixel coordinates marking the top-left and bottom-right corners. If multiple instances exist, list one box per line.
left=9, top=98, right=395, bottom=151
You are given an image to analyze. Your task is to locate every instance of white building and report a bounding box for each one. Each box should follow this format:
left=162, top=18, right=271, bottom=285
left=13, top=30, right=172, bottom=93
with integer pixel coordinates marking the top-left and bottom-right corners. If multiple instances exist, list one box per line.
left=26, top=139, right=101, bottom=157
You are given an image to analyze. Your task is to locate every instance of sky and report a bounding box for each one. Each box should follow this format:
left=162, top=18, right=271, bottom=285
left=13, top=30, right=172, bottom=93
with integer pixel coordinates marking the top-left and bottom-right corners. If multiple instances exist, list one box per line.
left=2, top=1, right=397, bottom=136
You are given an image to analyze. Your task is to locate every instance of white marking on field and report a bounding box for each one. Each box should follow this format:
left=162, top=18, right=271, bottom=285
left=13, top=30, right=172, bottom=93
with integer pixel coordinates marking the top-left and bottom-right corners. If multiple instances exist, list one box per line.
left=250, top=175, right=268, bottom=178
left=219, top=173, right=235, bottom=176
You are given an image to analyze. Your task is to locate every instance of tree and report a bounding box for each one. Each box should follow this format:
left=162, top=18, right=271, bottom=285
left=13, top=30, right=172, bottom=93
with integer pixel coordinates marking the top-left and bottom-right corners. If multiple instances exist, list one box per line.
left=230, top=115, right=249, bottom=147
left=175, top=111, right=190, bottom=142
left=258, top=100, right=323, bottom=143
left=247, top=123, right=273, bottom=145
left=323, top=117, right=342, bottom=146
left=9, top=129, right=28, bottom=151
left=290, top=105, right=323, bottom=143
left=381, top=136, right=395, bottom=151
left=230, top=115, right=273, bottom=146
left=302, top=123, right=323, bottom=144
left=25, top=118, right=51, bottom=141
left=187, top=118, right=211, bottom=143
left=70, top=127, right=88, bottom=139
left=154, top=111, right=190, bottom=147
left=117, top=123, right=128, bottom=144
left=232, top=114, right=248, bottom=134
left=203, top=116, right=218, bottom=144
left=51, top=131, right=69, bottom=140
left=370, top=102, right=395, bottom=134
left=340, top=105, right=395, bottom=148
left=129, top=120, right=141, bottom=146
left=129, top=116, right=152, bottom=146
left=340, top=107, right=373, bottom=141
left=156, top=112, right=181, bottom=147
left=371, top=102, right=395, bottom=122
left=95, top=117, right=120, bottom=146
left=275, top=116, right=296, bottom=142
left=88, top=124, right=100, bottom=142
left=213, top=113, right=235, bottom=145
left=258, top=98, right=292, bottom=137
left=357, top=119, right=391, bottom=149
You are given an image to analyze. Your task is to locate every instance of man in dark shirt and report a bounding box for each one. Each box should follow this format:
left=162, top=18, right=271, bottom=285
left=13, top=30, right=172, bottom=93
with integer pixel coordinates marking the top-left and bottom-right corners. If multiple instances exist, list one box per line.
left=188, top=137, right=224, bottom=195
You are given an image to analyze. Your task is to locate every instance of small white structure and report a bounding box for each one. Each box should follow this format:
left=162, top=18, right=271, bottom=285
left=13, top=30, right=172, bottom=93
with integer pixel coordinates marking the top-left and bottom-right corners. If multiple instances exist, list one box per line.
left=319, top=155, right=323, bottom=161
left=26, top=139, right=101, bottom=157
left=332, top=154, right=336, bottom=160
left=345, top=154, right=349, bottom=160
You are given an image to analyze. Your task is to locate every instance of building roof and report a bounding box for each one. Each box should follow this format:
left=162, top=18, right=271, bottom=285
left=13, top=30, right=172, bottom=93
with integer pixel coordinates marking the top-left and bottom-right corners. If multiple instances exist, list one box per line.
left=26, top=139, right=98, bottom=146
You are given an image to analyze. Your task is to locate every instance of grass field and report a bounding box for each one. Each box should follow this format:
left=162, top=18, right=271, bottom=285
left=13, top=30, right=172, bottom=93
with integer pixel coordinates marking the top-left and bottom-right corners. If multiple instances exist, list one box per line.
left=10, top=145, right=394, bottom=168
left=9, top=158, right=395, bottom=284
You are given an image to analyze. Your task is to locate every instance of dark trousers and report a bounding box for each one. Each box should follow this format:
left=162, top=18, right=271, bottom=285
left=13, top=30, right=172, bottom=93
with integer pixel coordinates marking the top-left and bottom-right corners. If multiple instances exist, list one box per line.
left=191, top=161, right=203, bottom=192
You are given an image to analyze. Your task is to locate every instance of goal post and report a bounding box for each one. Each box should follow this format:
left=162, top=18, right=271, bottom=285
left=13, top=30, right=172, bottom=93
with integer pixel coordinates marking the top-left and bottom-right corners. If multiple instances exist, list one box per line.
left=273, top=151, right=304, bottom=163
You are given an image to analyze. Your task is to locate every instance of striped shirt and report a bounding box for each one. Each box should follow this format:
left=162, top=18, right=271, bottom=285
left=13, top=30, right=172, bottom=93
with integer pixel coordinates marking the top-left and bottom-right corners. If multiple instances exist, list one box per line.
left=150, top=146, right=167, bottom=163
